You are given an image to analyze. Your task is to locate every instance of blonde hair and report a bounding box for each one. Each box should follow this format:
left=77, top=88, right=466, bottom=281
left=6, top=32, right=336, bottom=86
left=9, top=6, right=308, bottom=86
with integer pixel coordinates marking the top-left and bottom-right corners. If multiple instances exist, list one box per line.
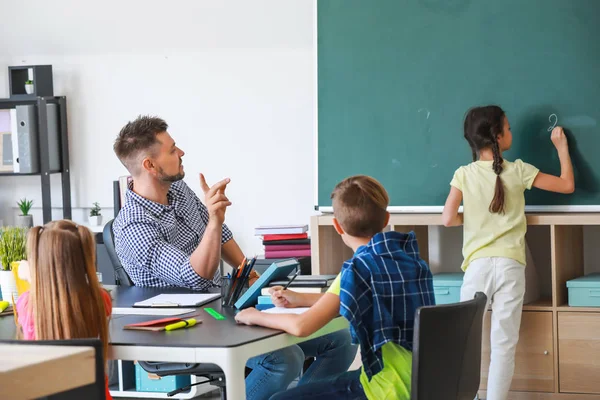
left=330, top=175, right=389, bottom=237
left=25, top=220, right=109, bottom=363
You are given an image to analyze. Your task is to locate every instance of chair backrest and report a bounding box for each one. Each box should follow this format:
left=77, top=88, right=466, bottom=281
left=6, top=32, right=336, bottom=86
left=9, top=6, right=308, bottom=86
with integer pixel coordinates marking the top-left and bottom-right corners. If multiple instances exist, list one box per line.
left=411, top=292, right=487, bottom=400
left=0, top=338, right=106, bottom=400
left=103, top=219, right=133, bottom=286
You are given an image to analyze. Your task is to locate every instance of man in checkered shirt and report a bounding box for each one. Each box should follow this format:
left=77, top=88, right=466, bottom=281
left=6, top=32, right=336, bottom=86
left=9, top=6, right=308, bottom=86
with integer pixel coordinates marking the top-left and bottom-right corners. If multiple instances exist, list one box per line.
left=112, top=115, right=356, bottom=400
left=112, top=119, right=243, bottom=291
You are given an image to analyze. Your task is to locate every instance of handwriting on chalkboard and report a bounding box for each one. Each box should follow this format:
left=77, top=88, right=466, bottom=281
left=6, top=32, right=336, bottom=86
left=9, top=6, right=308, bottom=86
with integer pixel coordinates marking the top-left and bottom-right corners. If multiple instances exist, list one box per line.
left=548, top=114, right=558, bottom=132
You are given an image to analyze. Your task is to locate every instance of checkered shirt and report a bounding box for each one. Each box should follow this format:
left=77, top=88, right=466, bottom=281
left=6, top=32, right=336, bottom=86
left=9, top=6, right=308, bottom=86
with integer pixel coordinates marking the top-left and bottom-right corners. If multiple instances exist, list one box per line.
left=113, top=180, right=233, bottom=290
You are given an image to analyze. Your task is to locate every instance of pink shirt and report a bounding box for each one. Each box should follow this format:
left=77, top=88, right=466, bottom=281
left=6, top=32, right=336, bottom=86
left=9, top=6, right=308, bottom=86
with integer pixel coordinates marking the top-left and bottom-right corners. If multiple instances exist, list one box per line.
left=16, top=290, right=113, bottom=399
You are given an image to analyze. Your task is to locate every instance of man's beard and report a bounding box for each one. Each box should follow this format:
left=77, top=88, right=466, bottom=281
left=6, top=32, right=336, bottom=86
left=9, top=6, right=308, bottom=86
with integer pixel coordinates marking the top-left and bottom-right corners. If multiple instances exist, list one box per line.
left=157, top=165, right=185, bottom=183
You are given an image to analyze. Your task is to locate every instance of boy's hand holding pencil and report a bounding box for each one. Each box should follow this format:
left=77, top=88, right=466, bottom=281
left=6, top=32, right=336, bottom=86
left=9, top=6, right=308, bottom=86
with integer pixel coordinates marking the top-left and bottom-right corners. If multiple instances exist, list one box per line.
left=269, top=269, right=301, bottom=307
left=268, top=286, right=302, bottom=308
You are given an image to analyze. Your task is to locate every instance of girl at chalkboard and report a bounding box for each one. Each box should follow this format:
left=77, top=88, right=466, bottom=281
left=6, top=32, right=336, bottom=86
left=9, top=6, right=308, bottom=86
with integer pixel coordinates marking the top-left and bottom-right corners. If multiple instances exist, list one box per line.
left=442, top=105, right=574, bottom=400
left=16, top=220, right=113, bottom=400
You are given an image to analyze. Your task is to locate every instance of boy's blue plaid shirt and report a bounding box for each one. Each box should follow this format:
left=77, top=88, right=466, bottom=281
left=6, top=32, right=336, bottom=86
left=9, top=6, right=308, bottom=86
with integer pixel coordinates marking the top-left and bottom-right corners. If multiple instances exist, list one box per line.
left=340, top=231, right=434, bottom=380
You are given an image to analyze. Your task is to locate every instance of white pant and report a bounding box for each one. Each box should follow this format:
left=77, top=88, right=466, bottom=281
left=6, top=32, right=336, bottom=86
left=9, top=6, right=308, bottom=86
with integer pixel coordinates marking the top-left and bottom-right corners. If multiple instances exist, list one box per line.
left=460, top=257, right=526, bottom=400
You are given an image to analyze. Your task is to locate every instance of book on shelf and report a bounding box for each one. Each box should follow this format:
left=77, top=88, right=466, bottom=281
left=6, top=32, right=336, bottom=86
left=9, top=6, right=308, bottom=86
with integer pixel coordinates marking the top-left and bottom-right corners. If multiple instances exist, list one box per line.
left=255, top=225, right=309, bottom=236
left=262, top=233, right=308, bottom=241
left=267, top=275, right=337, bottom=288
left=262, top=238, right=311, bottom=246
left=261, top=286, right=327, bottom=295
left=257, top=295, right=274, bottom=305
left=264, top=244, right=311, bottom=251
left=265, top=249, right=311, bottom=259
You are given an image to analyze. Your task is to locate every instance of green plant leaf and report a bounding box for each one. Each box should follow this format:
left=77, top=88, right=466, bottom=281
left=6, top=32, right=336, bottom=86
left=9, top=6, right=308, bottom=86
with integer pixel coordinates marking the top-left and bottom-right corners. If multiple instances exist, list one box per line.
left=0, top=227, right=28, bottom=271
left=90, top=202, right=102, bottom=217
left=16, top=198, right=33, bottom=216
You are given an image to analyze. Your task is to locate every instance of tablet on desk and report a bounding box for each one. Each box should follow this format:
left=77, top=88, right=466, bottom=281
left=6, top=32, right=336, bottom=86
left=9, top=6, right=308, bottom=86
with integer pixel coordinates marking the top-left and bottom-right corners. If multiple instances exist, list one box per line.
left=133, top=293, right=221, bottom=308
left=235, top=259, right=299, bottom=310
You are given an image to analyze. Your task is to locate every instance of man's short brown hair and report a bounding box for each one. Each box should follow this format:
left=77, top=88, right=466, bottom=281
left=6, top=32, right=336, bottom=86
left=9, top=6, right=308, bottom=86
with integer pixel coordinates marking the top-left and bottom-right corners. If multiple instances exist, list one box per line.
left=113, top=116, right=168, bottom=175
left=330, top=175, right=389, bottom=238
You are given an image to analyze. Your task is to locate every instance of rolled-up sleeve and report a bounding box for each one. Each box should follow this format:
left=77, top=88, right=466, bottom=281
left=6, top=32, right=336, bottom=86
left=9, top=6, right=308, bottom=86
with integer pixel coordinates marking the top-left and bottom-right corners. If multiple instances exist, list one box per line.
left=118, top=221, right=215, bottom=291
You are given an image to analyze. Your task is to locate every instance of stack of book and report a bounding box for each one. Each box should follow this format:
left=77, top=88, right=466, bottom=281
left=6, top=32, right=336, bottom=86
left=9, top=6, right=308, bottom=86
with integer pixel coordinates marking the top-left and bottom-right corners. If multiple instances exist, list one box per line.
left=256, top=275, right=338, bottom=310
left=255, top=224, right=311, bottom=259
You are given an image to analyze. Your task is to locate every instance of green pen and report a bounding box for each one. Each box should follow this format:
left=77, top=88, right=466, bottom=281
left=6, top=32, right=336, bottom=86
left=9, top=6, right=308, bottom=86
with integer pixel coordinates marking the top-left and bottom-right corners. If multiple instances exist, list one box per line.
left=205, top=307, right=226, bottom=320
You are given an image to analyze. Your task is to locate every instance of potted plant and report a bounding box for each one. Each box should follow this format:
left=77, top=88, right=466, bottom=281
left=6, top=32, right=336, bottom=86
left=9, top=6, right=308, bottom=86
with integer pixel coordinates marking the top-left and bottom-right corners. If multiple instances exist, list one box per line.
left=16, top=198, right=34, bottom=228
left=89, top=202, right=102, bottom=226
left=24, top=80, right=34, bottom=94
left=0, top=226, right=27, bottom=303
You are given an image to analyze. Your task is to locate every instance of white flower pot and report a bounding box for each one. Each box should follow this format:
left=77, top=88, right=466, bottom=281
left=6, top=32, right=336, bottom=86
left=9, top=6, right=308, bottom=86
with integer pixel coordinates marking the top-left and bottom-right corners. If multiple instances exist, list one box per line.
left=89, top=215, right=103, bottom=226
left=0, top=269, right=19, bottom=304
left=16, top=215, right=33, bottom=228
left=25, top=84, right=34, bottom=94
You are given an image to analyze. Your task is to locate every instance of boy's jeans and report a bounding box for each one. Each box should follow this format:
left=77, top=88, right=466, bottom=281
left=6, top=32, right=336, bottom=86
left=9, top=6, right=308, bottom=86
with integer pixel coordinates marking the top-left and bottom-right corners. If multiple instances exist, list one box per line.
left=269, top=369, right=366, bottom=400
left=245, top=329, right=357, bottom=400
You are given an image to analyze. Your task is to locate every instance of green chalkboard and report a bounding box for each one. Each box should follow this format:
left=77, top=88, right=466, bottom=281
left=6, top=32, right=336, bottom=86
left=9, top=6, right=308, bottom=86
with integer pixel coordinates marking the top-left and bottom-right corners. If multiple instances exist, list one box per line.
left=317, top=0, right=600, bottom=210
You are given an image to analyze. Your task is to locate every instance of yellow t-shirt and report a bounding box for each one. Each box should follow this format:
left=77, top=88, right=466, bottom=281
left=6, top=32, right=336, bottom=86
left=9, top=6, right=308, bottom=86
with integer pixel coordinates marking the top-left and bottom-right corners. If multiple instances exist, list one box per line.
left=450, top=159, right=539, bottom=270
left=328, top=274, right=412, bottom=400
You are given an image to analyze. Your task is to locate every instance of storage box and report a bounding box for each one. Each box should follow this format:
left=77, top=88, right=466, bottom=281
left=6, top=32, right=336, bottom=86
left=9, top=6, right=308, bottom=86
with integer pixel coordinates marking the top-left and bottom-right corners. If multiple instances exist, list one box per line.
left=433, top=273, right=464, bottom=305
left=566, top=273, right=600, bottom=307
left=135, top=363, right=191, bottom=393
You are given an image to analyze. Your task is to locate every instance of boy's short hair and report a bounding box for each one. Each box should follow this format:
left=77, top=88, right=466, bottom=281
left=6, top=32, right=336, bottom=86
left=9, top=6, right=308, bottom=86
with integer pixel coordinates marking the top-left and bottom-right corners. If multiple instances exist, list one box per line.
left=330, top=175, right=389, bottom=237
left=113, top=115, right=168, bottom=175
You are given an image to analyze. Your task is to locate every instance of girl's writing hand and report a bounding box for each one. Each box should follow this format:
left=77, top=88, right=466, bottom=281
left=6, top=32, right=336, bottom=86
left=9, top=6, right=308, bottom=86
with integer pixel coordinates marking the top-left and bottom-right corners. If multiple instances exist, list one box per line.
left=551, top=126, right=568, bottom=152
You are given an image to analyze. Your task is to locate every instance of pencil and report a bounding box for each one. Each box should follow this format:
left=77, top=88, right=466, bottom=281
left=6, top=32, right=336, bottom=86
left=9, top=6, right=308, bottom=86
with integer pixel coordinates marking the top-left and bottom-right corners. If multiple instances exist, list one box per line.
left=282, top=269, right=301, bottom=291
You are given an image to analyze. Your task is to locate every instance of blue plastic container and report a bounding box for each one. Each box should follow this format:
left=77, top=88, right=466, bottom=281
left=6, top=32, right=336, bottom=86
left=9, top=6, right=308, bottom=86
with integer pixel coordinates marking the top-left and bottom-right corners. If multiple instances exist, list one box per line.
left=432, top=272, right=464, bottom=305
left=566, top=273, right=600, bottom=307
left=135, top=363, right=191, bottom=393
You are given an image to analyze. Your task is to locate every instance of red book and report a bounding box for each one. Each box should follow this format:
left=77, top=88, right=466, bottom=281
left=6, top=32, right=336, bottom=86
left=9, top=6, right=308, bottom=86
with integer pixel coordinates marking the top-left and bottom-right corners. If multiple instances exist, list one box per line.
left=264, top=244, right=311, bottom=251
left=123, top=314, right=202, bottom=331
left=263, top=233, right=308, bottom=241
left=265, top=249, right=312, bottom=258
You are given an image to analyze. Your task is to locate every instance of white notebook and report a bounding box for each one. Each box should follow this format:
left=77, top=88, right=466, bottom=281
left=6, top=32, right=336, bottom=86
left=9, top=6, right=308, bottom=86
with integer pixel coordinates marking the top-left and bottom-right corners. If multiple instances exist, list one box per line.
left=113, top=307, right=196, bottom=316
left=133, top=293, right=221, bottom=308
left=261, top=307, right=310, bottom=315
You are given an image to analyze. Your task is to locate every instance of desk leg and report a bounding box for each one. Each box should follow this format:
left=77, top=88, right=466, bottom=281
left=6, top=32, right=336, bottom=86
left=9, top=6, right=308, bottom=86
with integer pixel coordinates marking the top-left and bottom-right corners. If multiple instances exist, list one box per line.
left=219, top=350, right=247, bottom=400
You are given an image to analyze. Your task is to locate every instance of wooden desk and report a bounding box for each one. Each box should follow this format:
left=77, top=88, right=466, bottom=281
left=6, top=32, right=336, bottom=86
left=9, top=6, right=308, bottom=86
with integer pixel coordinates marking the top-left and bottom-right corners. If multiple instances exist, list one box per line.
left=0, top=343, right=95, bottom=399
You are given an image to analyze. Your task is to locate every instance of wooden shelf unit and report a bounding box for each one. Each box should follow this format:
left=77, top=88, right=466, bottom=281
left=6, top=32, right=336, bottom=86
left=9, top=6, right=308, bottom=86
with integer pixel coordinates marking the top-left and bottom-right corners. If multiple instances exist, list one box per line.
left=310, top=213, right=600, bottom=399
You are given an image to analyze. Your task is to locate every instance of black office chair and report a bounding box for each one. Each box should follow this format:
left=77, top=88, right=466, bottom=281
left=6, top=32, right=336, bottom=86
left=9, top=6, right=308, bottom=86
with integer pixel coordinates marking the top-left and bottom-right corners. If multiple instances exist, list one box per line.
left=1, top=338, right=106, bottom=400
left=102, top=219, right=227, bottom=398
left=411, top=292, right=487, bottom=400
left=103, top=219, right=133, bottom=286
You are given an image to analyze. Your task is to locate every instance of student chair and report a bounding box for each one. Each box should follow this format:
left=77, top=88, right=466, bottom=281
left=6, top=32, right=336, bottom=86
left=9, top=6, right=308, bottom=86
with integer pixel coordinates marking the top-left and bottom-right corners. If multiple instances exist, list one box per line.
left=0, top=338, right=106, bottom=400
left=102, top=218, right=227, bottom=398
left=411, top=292, right=487, bottom=400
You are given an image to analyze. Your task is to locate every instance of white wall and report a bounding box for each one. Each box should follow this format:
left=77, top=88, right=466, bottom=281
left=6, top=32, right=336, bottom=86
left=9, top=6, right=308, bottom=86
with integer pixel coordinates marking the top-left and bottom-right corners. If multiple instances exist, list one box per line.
left=1, top=0, right=599, bottom=272
left=0, top=0, right=314, bottom=257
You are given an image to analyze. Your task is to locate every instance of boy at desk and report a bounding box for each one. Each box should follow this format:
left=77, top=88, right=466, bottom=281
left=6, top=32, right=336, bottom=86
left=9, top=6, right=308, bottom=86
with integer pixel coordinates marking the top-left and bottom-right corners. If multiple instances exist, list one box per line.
left=236, top=175, right=435, bottom=400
